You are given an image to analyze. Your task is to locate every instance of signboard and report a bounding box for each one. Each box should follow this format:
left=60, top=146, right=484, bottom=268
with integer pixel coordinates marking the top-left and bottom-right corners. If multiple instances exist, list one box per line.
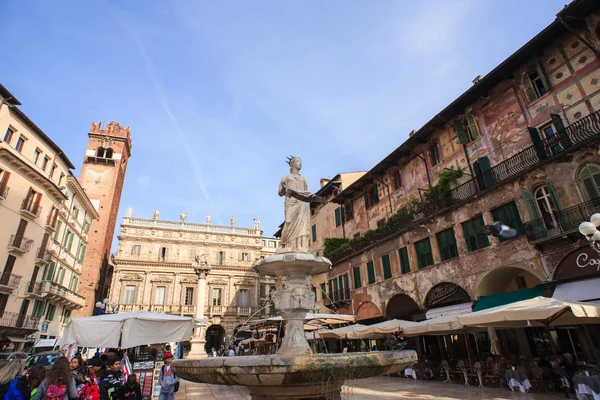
left=41, top=324, right=48, bottom=333
left=553, top=245, right=600, bottom=281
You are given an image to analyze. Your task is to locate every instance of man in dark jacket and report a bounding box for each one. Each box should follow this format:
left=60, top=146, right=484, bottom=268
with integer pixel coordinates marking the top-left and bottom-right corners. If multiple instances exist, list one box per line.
left=99, top=359, right=122, bottom=400
left=116, top=374, right=142, bottom=400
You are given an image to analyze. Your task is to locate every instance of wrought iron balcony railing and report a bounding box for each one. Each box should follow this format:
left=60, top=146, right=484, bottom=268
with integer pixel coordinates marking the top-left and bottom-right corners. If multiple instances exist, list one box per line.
left=0, top=183, right=9, bottom=200
left=0, top=311, right=39, bottom=330
left=324, top=288, right=351, bottom=306
left=20, top=199, right=42, bottom=218
left=0, top=272, right=21, bottom=293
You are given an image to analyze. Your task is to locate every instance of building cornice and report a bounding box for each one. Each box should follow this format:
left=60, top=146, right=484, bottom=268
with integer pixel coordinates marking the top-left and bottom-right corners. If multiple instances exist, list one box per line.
left=66, top=175, right=99, bottom=219
left=113, top=259, right=258, bottom=273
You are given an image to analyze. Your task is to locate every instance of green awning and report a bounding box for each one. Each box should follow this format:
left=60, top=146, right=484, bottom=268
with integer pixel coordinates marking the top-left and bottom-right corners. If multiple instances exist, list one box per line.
left=472, top=282, right=557, bottom=312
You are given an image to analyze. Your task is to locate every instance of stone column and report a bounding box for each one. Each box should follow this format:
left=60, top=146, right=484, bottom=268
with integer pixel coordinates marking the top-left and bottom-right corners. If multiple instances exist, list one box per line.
left=189, top=254, right=211, bottom=358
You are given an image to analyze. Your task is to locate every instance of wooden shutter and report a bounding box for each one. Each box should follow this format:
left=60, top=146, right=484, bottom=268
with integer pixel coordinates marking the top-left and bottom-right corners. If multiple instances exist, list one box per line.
left=29, top=266, right=39, bottom=293
left=33, top=193, right=42, bottom=213
left=455, top=120, right=469, bottom=144
left=536, top=61, right=552, bottom=91
left=462, top=222, right=474, bottom=252
left=372, top=185, right=379, bottom=203
left=67, top=232, right=74, bottom=251
left=545, top=180, right=562, bottom=210
left=3, top=255, right=16, bottom=283
left=521, top=73, right=538, bottom=103
left=353, top=267, right=361, bottom=289
left=477, top=156, right=494, bottom=188
left=311, top=225, right=317, bottom=242
left=367, top=261, right=375, bottom=283
left=14, top=219, right=28, bottom=247
left=38, top=233, right=50, bottom=259
left=466, top=114, right=480, bottom=139
left=0, top=171, right=10, bottom=188
left=363, top=192, right=370, bottom=209
left=399, top=247, right=410, bottom=274
left=334, top=208, right=341, bottom=227
left=382, top=254, right=392, bottom=279
left=550, top=113, right=573, bottom=149
left=527, top=127, right=548, bottom=161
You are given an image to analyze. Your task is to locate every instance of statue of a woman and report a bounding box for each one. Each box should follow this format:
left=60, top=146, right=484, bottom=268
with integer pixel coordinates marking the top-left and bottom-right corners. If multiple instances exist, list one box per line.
left=278, top=157, right=322, bottom=253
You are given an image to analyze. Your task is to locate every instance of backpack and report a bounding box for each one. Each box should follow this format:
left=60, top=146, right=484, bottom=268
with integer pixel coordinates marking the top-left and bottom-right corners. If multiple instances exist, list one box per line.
left=82, top=380, right=100, bottom=400
left=3, top=378, right=23, bottom=400
left=44, top=383, right=67, bottom=400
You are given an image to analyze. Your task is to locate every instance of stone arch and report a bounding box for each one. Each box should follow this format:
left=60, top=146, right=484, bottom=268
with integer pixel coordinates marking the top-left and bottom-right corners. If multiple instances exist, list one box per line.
left=96, top=147, right=105, bottom=158
left=105, top=147, right=114, bottom=159
left=355, top=301, right=383, bottom=321
left=424, top=282, right=471, bottom=310
left=476, top=266, right=544, bottom=297
left=385, top=294, right=424, bottom=321
left=205, top=324, right=225, bottom=353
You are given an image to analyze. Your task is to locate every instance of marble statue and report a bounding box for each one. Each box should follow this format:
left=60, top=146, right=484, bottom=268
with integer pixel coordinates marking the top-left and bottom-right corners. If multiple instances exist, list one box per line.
left=206, top=213, right=211, bottom=224
left=125, top=206, right=132, bottom=217
left=230, top=216, right=236, bottom=227
left=253, top=218, right=261, bottom=230
left=153, top=208, right=160, bottom=220
left=180, top=211, right=188, bottom=222
left=278, top=156, right=323, bottom=252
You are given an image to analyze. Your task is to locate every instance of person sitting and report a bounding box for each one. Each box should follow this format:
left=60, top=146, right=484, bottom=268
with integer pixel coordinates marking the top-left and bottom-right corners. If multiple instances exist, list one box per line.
left=116, top=375, right=141, bottom=400
left=0, top=359, right=30, bottom=400
left=32, top=357, right=77, bottom=400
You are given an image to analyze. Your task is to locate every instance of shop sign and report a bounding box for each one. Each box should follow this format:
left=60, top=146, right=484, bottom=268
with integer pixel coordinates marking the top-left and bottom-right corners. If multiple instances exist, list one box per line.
left=424, top=282, right=471, bottom=308
left=41, top=324, right=48, bottom=333
left=554, top=245, right=600, bottom=281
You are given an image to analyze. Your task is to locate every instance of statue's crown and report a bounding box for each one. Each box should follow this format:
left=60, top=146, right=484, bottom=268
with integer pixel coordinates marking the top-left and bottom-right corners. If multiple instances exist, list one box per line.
left=285, top=155, right=295, bottom=165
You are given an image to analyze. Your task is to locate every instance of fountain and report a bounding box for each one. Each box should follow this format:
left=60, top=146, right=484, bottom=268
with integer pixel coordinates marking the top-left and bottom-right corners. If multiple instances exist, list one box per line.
left=172, top=157, right=417, bottom=399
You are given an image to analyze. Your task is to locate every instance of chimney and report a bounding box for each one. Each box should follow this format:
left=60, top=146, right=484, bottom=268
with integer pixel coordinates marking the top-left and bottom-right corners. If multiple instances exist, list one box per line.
left=320, top=178, right=330, bottom=188
left=472, top=75, right=483, bottom=85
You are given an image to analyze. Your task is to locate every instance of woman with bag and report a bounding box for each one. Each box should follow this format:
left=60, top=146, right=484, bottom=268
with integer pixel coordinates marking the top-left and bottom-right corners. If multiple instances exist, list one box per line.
left=32, top=357, right=77, bottom=400
left=0, top=359, right=30, bottom=400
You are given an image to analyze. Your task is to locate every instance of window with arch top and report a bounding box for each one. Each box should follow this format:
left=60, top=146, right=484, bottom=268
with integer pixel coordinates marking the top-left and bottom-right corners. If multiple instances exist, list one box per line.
left=96, top=147, right=105, bottom=158
left=578, top=164, right=600, bottom=201
left=105, top=148, right=114, bottom=158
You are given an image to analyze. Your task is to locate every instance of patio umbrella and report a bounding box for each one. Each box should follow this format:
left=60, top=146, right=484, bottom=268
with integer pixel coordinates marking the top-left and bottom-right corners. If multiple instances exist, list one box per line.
left=319, top=324, right=383, bottom=339
left=354, top=319, right=419, bottom=335
left=61, top=311, right=200, bottom=349
left=401, top=315, right=468, bottom=336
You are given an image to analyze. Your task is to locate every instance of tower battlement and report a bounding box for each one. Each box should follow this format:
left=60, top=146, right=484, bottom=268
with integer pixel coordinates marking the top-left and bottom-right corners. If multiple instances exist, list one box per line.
left=90, top=121, right=131, bottom=139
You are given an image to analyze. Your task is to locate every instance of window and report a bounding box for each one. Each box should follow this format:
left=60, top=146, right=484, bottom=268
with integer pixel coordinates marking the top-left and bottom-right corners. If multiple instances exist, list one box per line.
left=462, top=215, right=490, bottom=252
left=353, top=266, right=362, bottom=289
left=33, top=148, right=42, bottom=165
left=3, top=128, right=14, bottom=144
left=474, top=156, right=494, bottom=189
left=23, top=187, right=42, bottom=214
left=123, top=286, right=136, bottom=304
left=319, top=283, right=326, bottom=300
left=53, top=221, right=62, bottom=241
left=50, top=163, right=57, bottom=178
left=78, top=245, right=86, bottom=262
left=132, top=245, right=141, bottom=255
left=334, top=207, right=344, bottom=227
left=381, top=254, right=392, bottom=280
left=63, top=230, right=74, bottom=252
left=84, top=222, right=91, bottom=233
left=261, top=240, right=266, bottom=247
left=464, top=114, right=481, bottom=141
left=159, top=247, right=167, bottom=262
left=2, top=256, right=16, bottom=284
left=43, top=261, right=56, bottom=281
left=238, top=289, right=248, bottom=306
left=154, top=287, right=166, bottom=305
left=72, top=206, right=79, bottom=220
left=540, top=123, right=563, bottom=155
left=184, top=287, right=194, bottom=306
left=61, top=309, right=71, bottom=324
left=268, top=241, right=276, bottom=248
left=367, top=261, right=376, bottom=284
left=398, top=247, right=410, bottom=274
left=241, top=253, right=250, bottom=261
left=391, top=169, right=402, bottom=191
left=45, top=304, right=56, bottom=321
left=15, top=136, right=26, bottom=152
left=217, top=251, right=224, bottom=265
left=430, top=144, right=441, bottom=166
left=56, top=267, right=65, bottom=285
left=212, top=288, right=222, bottom=306
left=491, top=201, right=524, bottom=241
left=578, top=164, right=600, bottom=200
left=415, top=238, right=434, bottom=269
left=58, top=173, right=65, bottom=186
left=311, top=225, right=317, bottom=242
left=530, top=184, right=561, bottom=230
left=41, top=156, right=49, bottom=171
left=344, top=202, right=354, bottom=221
left=364, top=185, right=380, bottom=209
left=69, top=276, right=78, bottom=292
left=96, top=147, right=105, bottom=158
left=105, top=148, right=114, bottom=158
left=259, top=284, right=267, bottom=298
left=528, top=71, right=548, bottom=98
left=0, top=169, right=10, bottom=196
left=32, top=301, right=46, bottom=318
left=436, top=228, right=459, bottom=261
left=522, top=65, right=551, bottom=102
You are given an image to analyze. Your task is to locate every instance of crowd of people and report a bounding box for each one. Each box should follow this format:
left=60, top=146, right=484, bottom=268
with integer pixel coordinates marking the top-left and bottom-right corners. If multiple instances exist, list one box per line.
left=0, top=350, right=180, bottom=400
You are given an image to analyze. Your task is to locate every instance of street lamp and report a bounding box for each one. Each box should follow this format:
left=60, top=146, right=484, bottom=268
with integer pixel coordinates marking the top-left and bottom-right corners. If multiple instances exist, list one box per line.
left=95, top=298, right=118, bottom=314
left=578, top=213, right=600, bottom=253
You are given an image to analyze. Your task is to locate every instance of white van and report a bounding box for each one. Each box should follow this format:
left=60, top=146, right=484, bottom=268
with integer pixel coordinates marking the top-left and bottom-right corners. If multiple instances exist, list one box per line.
left=29, top=339, right=59, bottom=355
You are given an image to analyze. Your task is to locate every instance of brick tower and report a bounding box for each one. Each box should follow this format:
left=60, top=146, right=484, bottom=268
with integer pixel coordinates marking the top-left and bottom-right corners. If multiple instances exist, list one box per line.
left=74, top=121, right=132, bottom=317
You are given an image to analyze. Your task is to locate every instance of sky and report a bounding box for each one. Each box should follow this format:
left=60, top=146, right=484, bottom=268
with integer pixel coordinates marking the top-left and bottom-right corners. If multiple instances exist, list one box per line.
left=1, top=0, right=569, bottom=240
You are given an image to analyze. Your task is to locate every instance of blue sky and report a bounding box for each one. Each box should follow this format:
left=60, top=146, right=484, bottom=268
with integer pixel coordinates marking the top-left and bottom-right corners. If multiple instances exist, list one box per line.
left=1, top=0, right=568, bottom=238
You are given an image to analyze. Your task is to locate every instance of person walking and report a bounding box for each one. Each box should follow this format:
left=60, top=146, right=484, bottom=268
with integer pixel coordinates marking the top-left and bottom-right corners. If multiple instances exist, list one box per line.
left=157, top=353, right=178, bottom=400
left=0, top=359, right=30, bottom=399
left=32, top=357, right=77, bottom=400
left=227, top=346, right=235, bottom=357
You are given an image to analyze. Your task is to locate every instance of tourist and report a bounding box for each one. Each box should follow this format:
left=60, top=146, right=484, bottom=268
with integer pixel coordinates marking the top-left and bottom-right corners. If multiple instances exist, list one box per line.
left=0, top=359, right=30, bottom=400
left=98, top=359, right=122, bottom=400
left=78, top=366, right=100, bottom=400
left=158, top=352, right=179, bottom=400
left=227, top=346, right=235, bottom=357
left=28, top=366, right=46, bottom=399
left=87, top=359, right=103, bottom=380
left=116, top=374, right=142, bottom=400
left=70, top=357, right=82, bottom=378
left=32, top=356, right=77, bottom=400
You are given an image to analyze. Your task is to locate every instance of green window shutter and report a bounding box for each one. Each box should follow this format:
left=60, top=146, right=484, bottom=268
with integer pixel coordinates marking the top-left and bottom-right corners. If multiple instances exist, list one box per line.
left=466, top=114, right=480, bottom=140
left=415, top=239, right=433, bottom=268
left=462, top=221, right=474, bottom=252
left=521, top=189, right=541, bottom=221
left=536, top=61, right=552, bottom=92
left=353, top=267, right=361, bottom=289
left=79, top=245, right=86, bottom=262
left=311, top=225, right=317, bottom=242
left=477, top=156, right=494, bottom=188
left=399, top=247, right=410, bottom=274
left=550, top=113, right=573, bottom=149
left=73, top=208, right=79, bottom=219
left=382, top=254, right=392, bottom=279
left=455, top=120, right=469, bottom=144
left=475, top=216, right=490, bottom=249
left=45, top=261, right=55, bottom=281
left=527, top=127, right=548, bottom=161
left=66, top=232, right=74, bottom=251
left=334, top=208, right=341, bottom=227
left=54, top=221, right=62, bottom=241
left=62, top=229, right=70, bottom=246
left=545, top=180, right=562, bottom=210
left=372, top=185, right=380, bottom=204
left=578, top=165, right=600, bottom=200
left=367, top=261, right=376, bottom=284
left=364, top=192, right=370, bottom=209
left=550, top=114, right=565, bottom=132
left=521, top=73, right=538, bottom=103
left=84, top=223, right=90, bottom=233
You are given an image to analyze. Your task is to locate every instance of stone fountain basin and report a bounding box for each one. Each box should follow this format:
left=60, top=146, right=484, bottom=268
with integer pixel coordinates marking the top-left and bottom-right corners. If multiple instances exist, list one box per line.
left=172, top=350, right=417, bottom=388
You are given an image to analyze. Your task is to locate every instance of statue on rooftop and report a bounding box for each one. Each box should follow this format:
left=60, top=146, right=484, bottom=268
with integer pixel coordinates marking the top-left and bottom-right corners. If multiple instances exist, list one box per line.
left=153, top=208, right=159, bottom=220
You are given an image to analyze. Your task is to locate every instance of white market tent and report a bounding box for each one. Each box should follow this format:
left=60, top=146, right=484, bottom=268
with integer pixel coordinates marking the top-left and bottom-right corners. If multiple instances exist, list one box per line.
left=61, top=311, right=200, bottom=349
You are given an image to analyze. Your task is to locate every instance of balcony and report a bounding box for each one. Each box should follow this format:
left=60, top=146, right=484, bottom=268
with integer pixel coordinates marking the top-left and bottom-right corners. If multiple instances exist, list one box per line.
left=524, top=199, right=600, bottom=243
left=208, top=305, right=224, bottom=316
left=181, top=305, right=195, bottom=315
left=237, top=306, right=253, bottom=316
left=0, top=183, right=9, bottom=200
left=7, top=235, right=33, bottom=254
left=0, top=311, right=40, bottom=330
left=20, top=200, right=42, bottom=219
left=0, top=272, right=21, bottom=294
left=330, top=111, right=600, bottom=264
left=35, top=247, right=49, bottom=265
left=29, top=281, right=85, bottom=310
left=324, top=288, right=351, bottom=307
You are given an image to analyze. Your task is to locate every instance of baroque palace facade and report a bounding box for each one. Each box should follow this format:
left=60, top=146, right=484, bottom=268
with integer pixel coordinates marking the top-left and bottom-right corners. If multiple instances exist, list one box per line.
left=310, top=0, right=600, bottom=360
left=0, top=83, right=99, bottom=343
left=110, top=213, right=279, bottom=351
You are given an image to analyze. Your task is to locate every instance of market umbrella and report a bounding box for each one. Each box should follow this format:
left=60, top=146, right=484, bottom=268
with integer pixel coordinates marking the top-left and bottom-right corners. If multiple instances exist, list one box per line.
left=61, top=311, right=201, bottom=349
left=354, top=319, right=419, bottom=335
left=401, top=315, right=468, bottom=336
left=319, top=324, right=383, bottom=339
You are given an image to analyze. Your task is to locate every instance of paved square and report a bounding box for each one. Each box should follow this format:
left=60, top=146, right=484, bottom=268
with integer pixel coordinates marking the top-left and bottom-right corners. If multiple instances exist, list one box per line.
left=174, top=376, right=566, bottom=399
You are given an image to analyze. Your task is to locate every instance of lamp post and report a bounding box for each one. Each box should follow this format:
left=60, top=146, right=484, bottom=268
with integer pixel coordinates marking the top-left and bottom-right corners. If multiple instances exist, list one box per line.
left=578, top=213, right=600, bottom=253
left=189, top=254, right=211, bottom=357
left=95, top=298, right=118, bottom=315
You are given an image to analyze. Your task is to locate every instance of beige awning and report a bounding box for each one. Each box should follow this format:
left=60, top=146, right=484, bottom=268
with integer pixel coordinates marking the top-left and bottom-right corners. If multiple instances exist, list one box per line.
left=319, top=324, right=383, bottom=339
left=457, top=296, right=600, bottom=328
left=354, top=319, right=419, bottom=335
left=402, top=315, right=475, bottom=336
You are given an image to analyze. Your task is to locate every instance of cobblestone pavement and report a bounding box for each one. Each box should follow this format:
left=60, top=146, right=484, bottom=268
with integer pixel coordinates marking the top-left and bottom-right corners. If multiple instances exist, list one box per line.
left=174, top=376, right=568, bottom=399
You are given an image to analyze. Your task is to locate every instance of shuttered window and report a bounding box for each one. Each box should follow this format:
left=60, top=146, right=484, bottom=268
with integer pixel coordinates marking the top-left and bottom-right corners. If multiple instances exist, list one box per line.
left=415, top=238, right=434, bottom=269
left=367, top=261, right=376, bottom=284
left=398, top=247, right=410, bottom=274
left=436, top=228, right=459, bottom=261
left=382, top=254, right=392, bottom=280
left=311, top=225, right=317, bottom=242
left=578, top=164, right=600, bottom=201
left=334, top=207, right=343, bottom=227
left=491, top=201, right=525, bottom=241
left=462, top=215, right=490, bottom=252
left=353, top=266, right=361, bottom=289
left=345, top=202, right=354, bottom=221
